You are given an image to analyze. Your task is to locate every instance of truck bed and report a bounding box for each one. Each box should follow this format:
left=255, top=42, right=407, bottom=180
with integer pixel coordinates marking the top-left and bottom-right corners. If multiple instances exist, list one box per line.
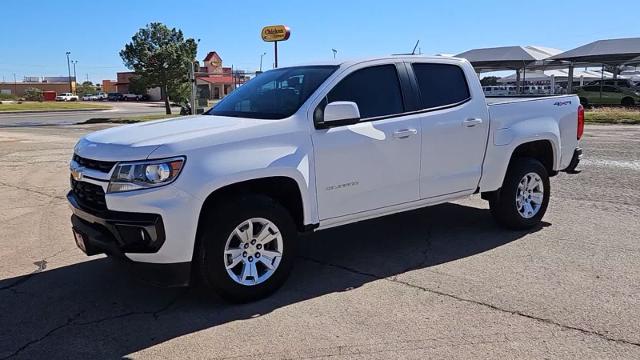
left=485, top=95, right=573, bottom=105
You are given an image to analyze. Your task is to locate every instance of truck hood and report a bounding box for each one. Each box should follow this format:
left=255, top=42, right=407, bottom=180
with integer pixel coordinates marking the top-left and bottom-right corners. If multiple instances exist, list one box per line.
left=75, top=115, right=277, bottom=161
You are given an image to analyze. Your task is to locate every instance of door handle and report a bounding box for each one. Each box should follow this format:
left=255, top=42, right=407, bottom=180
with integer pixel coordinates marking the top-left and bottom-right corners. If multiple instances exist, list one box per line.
left=463, top=118, right=483, bottom=127
left=392, top=128, right=418, bottom=139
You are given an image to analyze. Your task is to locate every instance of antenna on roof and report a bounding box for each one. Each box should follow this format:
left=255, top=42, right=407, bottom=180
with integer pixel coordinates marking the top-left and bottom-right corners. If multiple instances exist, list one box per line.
left=392, top=40, right=421, bottom=56
left=411, top=40, right=420, bottom=55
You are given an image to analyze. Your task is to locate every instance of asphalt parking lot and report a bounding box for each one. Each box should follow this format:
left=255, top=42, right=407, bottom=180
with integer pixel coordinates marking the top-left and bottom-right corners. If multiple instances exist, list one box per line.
left=0, top=102, right=179, bottom=127
left=0, top=123, right=639, bottom=359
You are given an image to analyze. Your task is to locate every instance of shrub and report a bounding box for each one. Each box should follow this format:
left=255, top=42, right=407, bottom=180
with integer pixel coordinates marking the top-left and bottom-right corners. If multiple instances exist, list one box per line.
left=0, top=93, right=17, bottom=101
left=23, top=88, right=43, bottom=102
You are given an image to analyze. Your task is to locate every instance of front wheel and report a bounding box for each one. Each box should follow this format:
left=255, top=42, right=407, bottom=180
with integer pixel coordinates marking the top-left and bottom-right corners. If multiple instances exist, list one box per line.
left=196, top=194, right=297, bottom=302
left=489, top=158, right=550, bottom=230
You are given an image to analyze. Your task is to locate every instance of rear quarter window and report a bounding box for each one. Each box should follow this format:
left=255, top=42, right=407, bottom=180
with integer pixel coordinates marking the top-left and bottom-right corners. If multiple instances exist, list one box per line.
left=412, top=63, right=471, bottom=109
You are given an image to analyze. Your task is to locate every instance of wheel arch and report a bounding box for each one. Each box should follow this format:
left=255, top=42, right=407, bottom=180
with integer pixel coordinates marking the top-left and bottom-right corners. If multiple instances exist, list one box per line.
left=195, top=174, right=311, bottom=244
left=480, top=134, right=559, bottom=193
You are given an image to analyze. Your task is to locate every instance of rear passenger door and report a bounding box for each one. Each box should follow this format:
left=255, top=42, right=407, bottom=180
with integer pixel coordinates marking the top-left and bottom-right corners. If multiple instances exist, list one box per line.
left=409, top=61, right=490, bottom=199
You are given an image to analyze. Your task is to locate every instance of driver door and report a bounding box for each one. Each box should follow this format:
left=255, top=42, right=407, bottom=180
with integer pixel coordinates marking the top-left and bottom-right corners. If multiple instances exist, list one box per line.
left=310, top=62, right=421, bottom=220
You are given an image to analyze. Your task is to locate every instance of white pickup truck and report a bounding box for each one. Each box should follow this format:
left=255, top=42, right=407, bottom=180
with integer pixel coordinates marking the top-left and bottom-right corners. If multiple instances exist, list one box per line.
left=55, top=92, right=79, bottom=101
left=68, top=56, right=583, bottom=302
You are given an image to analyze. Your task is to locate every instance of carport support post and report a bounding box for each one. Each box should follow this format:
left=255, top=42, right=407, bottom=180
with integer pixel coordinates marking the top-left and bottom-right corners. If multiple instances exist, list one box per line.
left=550, top=75, right=555, bottom=94
left=516, top=70, right=521, bottom=94
left=567, top=64, right=574, bottom=94
left=600, top=64, right=604, bottom=100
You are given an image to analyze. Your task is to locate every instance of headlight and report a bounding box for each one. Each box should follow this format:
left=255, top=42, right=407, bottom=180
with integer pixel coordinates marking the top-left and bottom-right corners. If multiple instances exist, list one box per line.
left=107, top=156, right=185, bottom=193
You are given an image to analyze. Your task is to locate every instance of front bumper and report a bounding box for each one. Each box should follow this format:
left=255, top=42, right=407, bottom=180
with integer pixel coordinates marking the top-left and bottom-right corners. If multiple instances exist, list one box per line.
left=68, top=191, right=191, bottom=287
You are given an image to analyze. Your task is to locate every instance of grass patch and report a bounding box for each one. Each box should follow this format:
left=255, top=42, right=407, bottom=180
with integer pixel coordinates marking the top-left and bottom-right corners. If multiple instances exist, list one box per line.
left=0, top=101, right=111, bottom=112
left=585, top=107, right=640, bottom=124
left=82, top=113, right=179, bottom=124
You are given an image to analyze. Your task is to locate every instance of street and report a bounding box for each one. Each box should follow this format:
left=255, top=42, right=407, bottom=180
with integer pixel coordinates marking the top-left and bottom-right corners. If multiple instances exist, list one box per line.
left=0, top=102, right=179, bottom=127
left=0, top=123, right=639, bottom=359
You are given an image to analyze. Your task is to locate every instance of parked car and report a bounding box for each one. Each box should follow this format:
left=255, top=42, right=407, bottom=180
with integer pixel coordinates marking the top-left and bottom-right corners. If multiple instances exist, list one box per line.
left=68, top=56, right=583, bottom=302
left=81, top=94, right=98, bottom=101
left=585, top=79, right=639, bottom=90
left=55, top=93, right=79, bottom=101
left=95, top=92, right=108, bottom=101
left=575, top=85, right=640, bottom=106
left=107, top=93, right=122, bottom=101
left=122, top=93, right=143, bottom=101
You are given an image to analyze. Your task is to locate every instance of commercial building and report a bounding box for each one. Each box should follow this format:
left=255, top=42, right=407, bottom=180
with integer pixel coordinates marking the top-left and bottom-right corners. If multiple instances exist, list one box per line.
left=0, top=77, right=76, bottom=97
left=196, top=51, right=250, bottom=99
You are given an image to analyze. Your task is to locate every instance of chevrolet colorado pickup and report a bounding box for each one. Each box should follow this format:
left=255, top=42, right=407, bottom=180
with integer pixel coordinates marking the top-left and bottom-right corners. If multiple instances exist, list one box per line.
left=68, top=56, right=583, bottom=302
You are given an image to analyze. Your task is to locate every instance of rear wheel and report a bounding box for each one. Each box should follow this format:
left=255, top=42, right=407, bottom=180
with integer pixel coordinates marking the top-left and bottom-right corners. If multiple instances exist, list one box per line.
left=196, top=194, right=297, bottom=302
left=489, top=158, right=550, bottom=230
left=621, top=97, right=635, bottom=107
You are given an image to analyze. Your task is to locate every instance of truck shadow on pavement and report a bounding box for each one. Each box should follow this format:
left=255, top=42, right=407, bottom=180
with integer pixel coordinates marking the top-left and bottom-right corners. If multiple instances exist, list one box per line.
left=0, top=202, right=547, bottom=359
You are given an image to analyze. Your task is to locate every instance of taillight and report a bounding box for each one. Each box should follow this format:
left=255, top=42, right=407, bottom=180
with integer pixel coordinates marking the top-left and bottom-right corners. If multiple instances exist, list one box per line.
left=577, top=104, right=584, bottom=140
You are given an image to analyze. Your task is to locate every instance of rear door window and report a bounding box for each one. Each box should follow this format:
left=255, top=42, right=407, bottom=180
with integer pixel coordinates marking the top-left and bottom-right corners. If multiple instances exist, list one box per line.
left=411, top=63, right=471, bottom=109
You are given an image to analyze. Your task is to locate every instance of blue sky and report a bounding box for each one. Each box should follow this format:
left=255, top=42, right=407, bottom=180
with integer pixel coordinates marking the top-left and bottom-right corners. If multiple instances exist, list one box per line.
left=0, top=0, right=636, bottom=83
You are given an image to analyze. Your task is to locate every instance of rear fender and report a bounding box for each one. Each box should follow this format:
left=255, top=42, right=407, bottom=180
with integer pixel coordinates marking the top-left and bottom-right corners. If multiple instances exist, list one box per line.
left=480, top=116, right=560, bottom=192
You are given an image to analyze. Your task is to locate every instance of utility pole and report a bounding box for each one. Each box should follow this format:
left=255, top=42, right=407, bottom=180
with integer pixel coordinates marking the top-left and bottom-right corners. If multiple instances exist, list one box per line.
left=13, top=73, right=17, bottom=95
left=260, top=52, right=266, bottom=72
left=66, top=52, right=72, bottom=93
left=189, top=60, right=197, bottom=114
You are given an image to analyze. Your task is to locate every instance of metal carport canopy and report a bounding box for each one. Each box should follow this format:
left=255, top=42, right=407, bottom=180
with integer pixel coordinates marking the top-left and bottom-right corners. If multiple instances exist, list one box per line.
left=456, top=46, right=542, bottom=70
left=547, top=37, right=640, bottom=65
left=546, top=37, right=640, bottom=93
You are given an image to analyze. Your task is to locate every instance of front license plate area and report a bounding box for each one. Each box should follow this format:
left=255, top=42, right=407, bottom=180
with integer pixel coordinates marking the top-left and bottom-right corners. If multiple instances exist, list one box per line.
left=73, top=229, right=87, bottom=254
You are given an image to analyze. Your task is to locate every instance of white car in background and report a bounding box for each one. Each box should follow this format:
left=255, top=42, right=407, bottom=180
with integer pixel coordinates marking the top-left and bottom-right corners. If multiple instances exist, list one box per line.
left=81, top=94, right=98, bottom=101
left=55, top=93, right=79, bottom=101
left=121, top=93, right=143, bottom=101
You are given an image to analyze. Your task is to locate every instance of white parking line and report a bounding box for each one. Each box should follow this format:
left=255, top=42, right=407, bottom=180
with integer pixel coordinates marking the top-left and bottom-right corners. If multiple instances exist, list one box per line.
left=581, top=158, right=640, bottom=171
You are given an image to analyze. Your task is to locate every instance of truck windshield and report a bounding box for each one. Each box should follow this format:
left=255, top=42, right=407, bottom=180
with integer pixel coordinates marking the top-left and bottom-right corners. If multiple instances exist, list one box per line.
left=207, top=65, right=338, bottom=119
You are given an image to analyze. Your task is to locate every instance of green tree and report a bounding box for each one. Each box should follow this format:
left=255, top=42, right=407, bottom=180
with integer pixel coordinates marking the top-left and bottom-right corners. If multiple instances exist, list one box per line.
left=23, top=88, right=43, bottom=102
left=167, top=81, right=190, bottom=104
left=480, top=76, right=500, bottom=86
left=76, top=81, right=97, bottom=97
left=128, top=76, right=148, bottom=95
left=120, top=22, right=197, bottom=114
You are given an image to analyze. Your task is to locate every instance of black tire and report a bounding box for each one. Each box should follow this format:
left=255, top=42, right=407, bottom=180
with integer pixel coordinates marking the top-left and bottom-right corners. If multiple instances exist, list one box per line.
left=196, top=194, right=297, bottom=302
left=489, top=158, right=550, bottom=230
left=579, top=97, right=589, bottom=107
left=621, top=97, right=635, bottom=107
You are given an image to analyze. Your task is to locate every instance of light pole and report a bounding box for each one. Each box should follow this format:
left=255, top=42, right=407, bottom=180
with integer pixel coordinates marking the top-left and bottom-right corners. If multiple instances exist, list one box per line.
left=332, top=49, right=337, bottom=59
left=72, top=60, right=78, bottom=92
left=65, top=52, right=72, bottom=93
left=259, top=52, right=266, bottom=72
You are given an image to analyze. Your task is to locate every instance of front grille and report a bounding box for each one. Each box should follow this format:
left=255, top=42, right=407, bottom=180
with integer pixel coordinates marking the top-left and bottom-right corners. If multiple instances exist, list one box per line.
left=73, top=154, right=116, bottom=173
left=71, top=177, right=107, bottom=211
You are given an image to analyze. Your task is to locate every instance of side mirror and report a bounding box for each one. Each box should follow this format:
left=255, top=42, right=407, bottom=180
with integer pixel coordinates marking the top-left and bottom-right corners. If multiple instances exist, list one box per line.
left=319, top=101, right=360, bottom=128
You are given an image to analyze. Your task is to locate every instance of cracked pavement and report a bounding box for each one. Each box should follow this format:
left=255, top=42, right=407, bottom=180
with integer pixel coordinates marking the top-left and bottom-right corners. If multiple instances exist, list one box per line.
left=1, top=124, right=639, bottom=359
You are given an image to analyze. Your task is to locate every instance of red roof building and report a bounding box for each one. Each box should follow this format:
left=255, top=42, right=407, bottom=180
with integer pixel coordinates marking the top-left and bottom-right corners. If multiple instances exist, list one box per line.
left=196, top=52, right=249, bottom=99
